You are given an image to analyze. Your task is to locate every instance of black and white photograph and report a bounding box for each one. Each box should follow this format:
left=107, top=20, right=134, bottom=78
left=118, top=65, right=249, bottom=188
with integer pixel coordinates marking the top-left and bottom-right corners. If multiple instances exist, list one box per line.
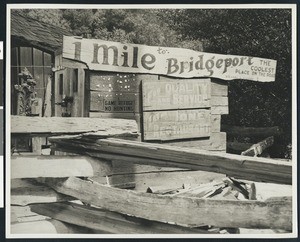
left=6, top=4, right=297, bottom=238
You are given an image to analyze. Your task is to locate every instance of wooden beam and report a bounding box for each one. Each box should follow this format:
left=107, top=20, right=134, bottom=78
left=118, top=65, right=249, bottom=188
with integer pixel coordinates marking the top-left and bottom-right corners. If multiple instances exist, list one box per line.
left=50, top=138, right=292, bottom=184
left=11, top=179, right=75, bottom=206
left=241, top=136, right=274, bottom=156
left=11, top=116, right=138, bottom=138
left=222, top=125, right=281, bottom=137
left=41, top=177, right=292, bottom=230
left=11, top=155, right=113, bottom=179
left=30, top=202, right=215, bottom=234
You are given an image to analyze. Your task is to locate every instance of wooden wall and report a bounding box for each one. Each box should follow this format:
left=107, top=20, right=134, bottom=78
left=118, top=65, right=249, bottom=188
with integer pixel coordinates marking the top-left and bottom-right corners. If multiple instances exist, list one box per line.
left=88, top=73, right=228, bottom=152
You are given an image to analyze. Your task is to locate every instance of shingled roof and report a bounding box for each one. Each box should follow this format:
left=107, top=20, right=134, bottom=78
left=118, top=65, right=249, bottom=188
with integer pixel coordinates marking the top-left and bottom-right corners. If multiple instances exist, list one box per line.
left=11, top=12, right=73, bottom=52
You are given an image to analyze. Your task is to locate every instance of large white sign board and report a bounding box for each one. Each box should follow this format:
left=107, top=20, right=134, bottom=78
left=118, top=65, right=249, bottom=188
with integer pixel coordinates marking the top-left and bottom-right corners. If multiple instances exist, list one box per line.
left=63, top=36, right=276, bottom=82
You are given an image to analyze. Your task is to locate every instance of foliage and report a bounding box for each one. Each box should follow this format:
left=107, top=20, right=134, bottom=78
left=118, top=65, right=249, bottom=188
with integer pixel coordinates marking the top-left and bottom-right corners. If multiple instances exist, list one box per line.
left=160, top=9, right=292, bottom=158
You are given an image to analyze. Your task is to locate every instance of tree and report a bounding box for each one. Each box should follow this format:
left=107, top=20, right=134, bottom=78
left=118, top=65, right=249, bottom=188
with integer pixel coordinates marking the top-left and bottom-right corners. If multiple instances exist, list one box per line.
left=161, top=9, right=292, bottom=157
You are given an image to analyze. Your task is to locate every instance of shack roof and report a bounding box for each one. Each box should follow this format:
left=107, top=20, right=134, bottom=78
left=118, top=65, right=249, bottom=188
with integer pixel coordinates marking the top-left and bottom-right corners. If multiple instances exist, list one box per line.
left=11, top=12, right=72, bottom=53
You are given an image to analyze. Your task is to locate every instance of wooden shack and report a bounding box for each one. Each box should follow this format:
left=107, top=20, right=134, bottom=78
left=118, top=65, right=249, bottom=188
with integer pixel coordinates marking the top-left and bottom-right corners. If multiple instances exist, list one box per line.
left=11, top=14, right=276, bottom=155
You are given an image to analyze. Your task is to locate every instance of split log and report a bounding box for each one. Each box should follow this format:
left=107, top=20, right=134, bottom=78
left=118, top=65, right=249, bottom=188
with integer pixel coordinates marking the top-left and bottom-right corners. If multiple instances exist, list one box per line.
left=11, top=116, right=139, bottom=138
left=11, top=155, right=112, bottom=179
left=30, top=202, right=215, bottom=234
left=221, top=125, right=281, bottom=137
left=50, top=137, right=292, bottom=184
left=241, top=136, right=274, bottom=156
left=40, top=177, right=292, bottom=230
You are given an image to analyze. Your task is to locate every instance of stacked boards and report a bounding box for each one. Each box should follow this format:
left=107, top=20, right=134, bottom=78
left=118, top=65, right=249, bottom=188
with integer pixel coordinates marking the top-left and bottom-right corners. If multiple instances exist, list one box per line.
left=89, top=72, right=228, bottom=152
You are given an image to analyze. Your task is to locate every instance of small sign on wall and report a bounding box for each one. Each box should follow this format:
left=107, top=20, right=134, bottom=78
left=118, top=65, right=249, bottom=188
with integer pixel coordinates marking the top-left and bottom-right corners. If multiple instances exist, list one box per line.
left=143, top=109, right=211, bottom=141
left=143, top=78, right=211, bottom=111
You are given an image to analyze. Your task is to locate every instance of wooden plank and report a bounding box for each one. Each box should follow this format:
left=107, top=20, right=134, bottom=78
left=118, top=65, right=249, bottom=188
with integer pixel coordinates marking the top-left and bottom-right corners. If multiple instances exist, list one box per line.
left=30, top=202, right=215, bottom=234
left=166, top=132, right=226, bottom=151
left=90, top=91, right=140, bottom=113
left=211, top=114, right=221, bottom=132
left=142, top=79, right=210, bottom=111
left=71, top=68, right=85, bottom=117
left=42, top=177, right=292, bottom=230
left=143, top=109, right=211, bottom=141
left=90, top=72, right=140, bottom=93
left=11, top=219, right=93, bottom=234
left=222, top=125, right=281, bottom=137
left=211, top=106, right=229, bottom=115
left=31, top=137, right=45, bottom=155
left=11, top=155, right=113, bottom=179
left=11, top=182, right=74, bottom=206
left=62, top=58, right=87, bottom=69
left=241, top=136, right=274, bottom=156
left=211, top=96, right=228, bottom=106
left=96, top=170, right=226, bottom=193
left=211, top=80, right=228, bottom=96
left=11, top=116, right=138, bottom=135
left=50, top=137, right=292, bottom=184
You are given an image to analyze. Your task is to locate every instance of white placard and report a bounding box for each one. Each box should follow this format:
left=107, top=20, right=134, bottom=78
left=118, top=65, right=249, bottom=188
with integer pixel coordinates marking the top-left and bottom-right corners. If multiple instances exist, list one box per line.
left=63, top=36, right=277, bottom=82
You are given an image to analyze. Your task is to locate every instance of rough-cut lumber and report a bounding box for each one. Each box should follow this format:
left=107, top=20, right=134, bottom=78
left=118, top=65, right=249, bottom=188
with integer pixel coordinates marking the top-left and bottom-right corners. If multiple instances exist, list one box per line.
left=93, top=170, right=226, bottom=193
left=222, top=125, right=281, bottom=137
left=166, top=132, right=226, bottom=151
left=11, top=219, right=94, bottom=234
left=30, top=202, right=215, bottom=234
left=11, top=179, right=75, bottom=205
left=41, top=177, right=292, bottom=230
left=11, top=116, right=138, bottom=138
left=241, top=136, right=274, bottom=156
left=11, top=155, right=112, bottom=179
left=50, top=137, right=292, bottom=184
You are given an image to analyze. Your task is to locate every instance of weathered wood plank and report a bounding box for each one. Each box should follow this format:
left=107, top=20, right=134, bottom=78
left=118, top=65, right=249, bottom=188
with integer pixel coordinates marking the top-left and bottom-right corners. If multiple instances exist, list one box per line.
left=211, top=96, right=228, bottom=106
left=211, top=80, right=228, bottom=96
left=11, top=180, right=74, bottom=205
left=42, top=177, right=292, bottom=230
left=211, top=105, right=229, bottom=115
left=241, top=136, right=274, bottom=156
left=142, top=79, right=211, bottom=111
left=166, top=132, right=226, bottom=151
left=143, top=109, right=211, bottom=141
left=11, top=205, right=49, bottom=223
left=11, top=155, right=113, bottom=179
left=211, top=114, right=221, bottom=132
left=94, top=170, right=226, bottom=192
left=50, top=137, right=292, bottom=184
left=222, top=125, right=281, bottom=137
left=11, top=116, right=138, bottom=136
left=90, top=72, right=140, bottom=93
left=30, top=202, right=215, bottom=234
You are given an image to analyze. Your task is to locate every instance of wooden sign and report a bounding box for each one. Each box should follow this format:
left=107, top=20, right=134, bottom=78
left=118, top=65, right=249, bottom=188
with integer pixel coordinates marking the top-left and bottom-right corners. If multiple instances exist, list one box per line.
left=143, top=110, right=211, bottom=141
left=90, top=91, right=139, bottom=112
left=143, top=79, right=211, bottom=111
left=63, top=36, right=276, bottom=82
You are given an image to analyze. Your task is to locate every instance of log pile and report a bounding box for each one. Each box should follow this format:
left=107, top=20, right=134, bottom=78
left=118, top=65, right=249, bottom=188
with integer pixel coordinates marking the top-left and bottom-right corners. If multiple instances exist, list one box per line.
left=10, top=117, right=293, bottom=234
